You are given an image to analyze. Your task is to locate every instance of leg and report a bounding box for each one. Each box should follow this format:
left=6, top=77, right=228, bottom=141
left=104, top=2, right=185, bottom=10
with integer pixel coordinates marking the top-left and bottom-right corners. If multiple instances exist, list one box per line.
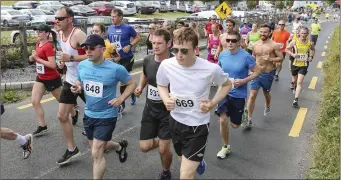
left=139, top=139, right=159, bottom=152
left=247, top=89, right=259, bottom=119
left=0, top=128, right=33, bottom=159
left=219, top=113, right=229, bottom=146
left=159, top=139, right=173, bottom=170
left=0, top=127, right=19, bottom=140
left=57, top=103, right=76, bottom=150
left=180, top=156, right=200, bottom=180
left=275, top=62, right=282, bottom=76
left=92, top=139, right=107, bottom=179
left=50, top=87, right=62, bottom=102
left=263, top=90, right=271, bottom=108
left=31, top=82, right=47, bottom=127
left=295, top=74, right=305, bottom=99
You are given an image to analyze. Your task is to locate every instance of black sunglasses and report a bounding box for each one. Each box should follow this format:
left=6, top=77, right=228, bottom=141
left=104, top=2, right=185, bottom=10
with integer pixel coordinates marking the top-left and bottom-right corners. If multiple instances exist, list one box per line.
left=226, top=39, right=238, bottom=43
left=172, top=48, right=189, bottom=55
left=55, top=17, right=69, bottom=21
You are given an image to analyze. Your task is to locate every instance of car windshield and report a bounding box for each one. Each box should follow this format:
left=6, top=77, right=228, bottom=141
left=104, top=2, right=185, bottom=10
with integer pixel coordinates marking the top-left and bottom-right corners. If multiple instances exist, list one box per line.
left=30, top=10, right=45, bottom=15
left=127, top=3, right=134, bottom=8
left=77, top=6, right=93, bottom=11
left=104, top=3, right=114, bottom=8
left=8, top=10, right=23, bottom=15
left=33, top=16, right=46, bottom=21
left=88, top=17, right=111, bottom=24
left=160, top=1, right=166, bottom=5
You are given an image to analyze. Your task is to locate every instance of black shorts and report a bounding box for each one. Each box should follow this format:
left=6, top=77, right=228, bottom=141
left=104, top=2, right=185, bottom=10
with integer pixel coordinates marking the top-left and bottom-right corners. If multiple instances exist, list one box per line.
left=83, top=114, right=117, bottom=141
left=59, top=81, right=86, bottom=105
left=215, top=96, right=246, bottom=126
left=291, top=65, right=308, bottom=76
left=140, top=104, right=171, bottom=140
left=169, top=115, right=209, bottom=162
left=282, top=52, right=286, bottom=58
left=35, top=76, right=62, bottom=92
left=311, top=35, right=318, bottom=45
left=119, top=56, right=134, bottom=72
left=57, top=66, right=67, bottom=75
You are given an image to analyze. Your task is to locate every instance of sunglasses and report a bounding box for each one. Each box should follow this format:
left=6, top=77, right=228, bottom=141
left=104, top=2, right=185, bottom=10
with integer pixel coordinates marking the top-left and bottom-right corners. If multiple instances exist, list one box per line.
left=279, top=24, right=285, bottom=26
left=83, top=45, right=101, bottom=51
left=172, top=48, right=189, bottom=55
left=226, top=39, right=238, bottom=43
left=55, top=17, right=69, bottom=21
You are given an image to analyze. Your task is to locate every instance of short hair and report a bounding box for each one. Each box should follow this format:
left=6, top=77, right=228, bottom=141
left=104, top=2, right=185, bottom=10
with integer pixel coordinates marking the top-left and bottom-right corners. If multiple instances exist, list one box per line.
left=111, top=8, right=123, bottom=17
left=59, top=7, right=74, bottom=17
left=226, top=19, right=235, bottom=26
left=93, top=23, right=106, bottom=33
left=299, top=26, right=310, bottom=34
left=154, top=28, right=171, bottom=43
left=173, top=27, right=198, bottom=49
left=163, top=20, right=176, bottom=29
left=260, top=24, right=271, bottom=31
left=227, top=31, right=241, bottom=41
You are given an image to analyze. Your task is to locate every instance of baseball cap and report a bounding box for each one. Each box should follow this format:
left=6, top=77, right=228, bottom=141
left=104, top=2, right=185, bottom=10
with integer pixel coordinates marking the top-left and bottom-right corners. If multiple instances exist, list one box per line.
left=81, top=34, right=105, bottom=47
left=33, top=24, right=51, bottom=32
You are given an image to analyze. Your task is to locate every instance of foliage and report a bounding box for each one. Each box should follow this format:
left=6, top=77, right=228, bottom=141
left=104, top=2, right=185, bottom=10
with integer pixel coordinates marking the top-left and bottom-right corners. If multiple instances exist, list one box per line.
left=275, top=1, right=285, bottom=10
left=306, top=26, right=340, bottom=179
left=247, top=1, right=257, bottom=9
left=0, top=90, right=31, bottom=104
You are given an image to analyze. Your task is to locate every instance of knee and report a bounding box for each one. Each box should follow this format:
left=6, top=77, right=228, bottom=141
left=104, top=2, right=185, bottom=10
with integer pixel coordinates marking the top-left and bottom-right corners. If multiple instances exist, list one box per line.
left=159, top=143, right=171, bottom=156
left=180, top=167, right=195, bottom=179
left=248, top=94, right=257, bottom=101
left=139, top=141, right=152, bottom=153
left=91, top=145, right=105, bottom=161
left=297, top=80, right=303, bottom=86
left=231, top=123, right=240, bottom=129
left=57, top=112, right=68, bottom=122
left=31, top=98, right=41, bottom=107
left=219, top=115, right=228, bottom=124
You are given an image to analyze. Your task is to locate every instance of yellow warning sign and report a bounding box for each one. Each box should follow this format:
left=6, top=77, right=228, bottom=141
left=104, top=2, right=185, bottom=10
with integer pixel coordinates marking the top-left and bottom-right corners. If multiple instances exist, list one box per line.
left=215, top=2, right=232, bottom=19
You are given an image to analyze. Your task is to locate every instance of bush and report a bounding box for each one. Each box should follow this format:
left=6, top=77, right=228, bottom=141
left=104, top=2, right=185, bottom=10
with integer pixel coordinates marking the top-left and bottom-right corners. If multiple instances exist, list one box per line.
left=0, top=90, right=31, bottom=104
left=307, top=26, right=340, bottom=179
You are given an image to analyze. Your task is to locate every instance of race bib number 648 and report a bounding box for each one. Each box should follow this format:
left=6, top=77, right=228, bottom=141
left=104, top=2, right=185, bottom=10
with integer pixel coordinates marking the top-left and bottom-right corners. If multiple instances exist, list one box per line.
left=83, top=80, right=103, bottom=98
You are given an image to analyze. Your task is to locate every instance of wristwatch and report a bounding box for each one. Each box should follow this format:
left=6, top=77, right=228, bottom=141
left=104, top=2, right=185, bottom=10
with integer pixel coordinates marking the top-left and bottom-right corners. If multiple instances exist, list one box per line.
left=70, top=55, right=74, bottom=62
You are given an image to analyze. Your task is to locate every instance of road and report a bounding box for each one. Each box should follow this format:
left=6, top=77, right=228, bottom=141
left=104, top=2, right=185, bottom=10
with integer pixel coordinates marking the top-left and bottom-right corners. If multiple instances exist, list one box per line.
left=0, top=21, right=336, bottom=179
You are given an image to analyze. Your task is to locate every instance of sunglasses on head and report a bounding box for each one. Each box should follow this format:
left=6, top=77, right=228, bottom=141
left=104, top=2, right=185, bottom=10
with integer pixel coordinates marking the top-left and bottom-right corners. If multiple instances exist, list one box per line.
left=226, top=39, right=238, bottom=43
left=55, top=17, right=69, bottom=21
left=172, top=48, right=189, bottom=55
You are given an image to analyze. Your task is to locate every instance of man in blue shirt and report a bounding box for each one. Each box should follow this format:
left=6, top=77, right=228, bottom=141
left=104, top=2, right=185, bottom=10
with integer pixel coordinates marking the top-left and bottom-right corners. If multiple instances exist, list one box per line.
left=107, top=8, right=141, bottom=110
left=215, top=31, right=261, bottom=159
left=71, top=34, right=137, bottom=179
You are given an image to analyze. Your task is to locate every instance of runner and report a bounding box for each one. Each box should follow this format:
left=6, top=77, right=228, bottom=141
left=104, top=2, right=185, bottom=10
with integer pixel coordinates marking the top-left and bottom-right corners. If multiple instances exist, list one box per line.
left=92, top=23, right=120, bottom=61
left=0, top=104, right=33, bottom=159
left=71, top=34, right=134, bottom=179
left=54, top=7, right=87, bottom=165
left=134, top=29, right=173, bottom=180
left=29, top=24, right=62, bottom=136
left=189, top=22, right=200, bottom=57
left=215, top=31, right=261, bottom=158
left=271, top=20, right=291, bottom=81
left=156, top=27, right=232, bottom=179
left=214, top=19, right=236, bottom=59
left=288, top=27, right=301, bottom=89
left=285, top=27, right=315, bottom=107
left=240, top=22, right=251, bottom=42
left=245, top=23, right=260, bottom=55
left=310, top=18, right=321, bottom=46
left=204, top=15, right=223, bottom=42
left=163, top=20, right=176, bottom=52
left=107, top=8, right=141, bottom=109
left=207, top=24, right=220, bottom=64
left=246, top=24, right=284, bottom=127
left=146, top=23, right=156, bottom=56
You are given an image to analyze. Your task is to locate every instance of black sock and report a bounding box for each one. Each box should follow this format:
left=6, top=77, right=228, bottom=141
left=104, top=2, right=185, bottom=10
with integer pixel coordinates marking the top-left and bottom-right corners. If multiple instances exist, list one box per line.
left=162, top=169, right=170, bottom=175
left=223, top=144, right=228, bottom=148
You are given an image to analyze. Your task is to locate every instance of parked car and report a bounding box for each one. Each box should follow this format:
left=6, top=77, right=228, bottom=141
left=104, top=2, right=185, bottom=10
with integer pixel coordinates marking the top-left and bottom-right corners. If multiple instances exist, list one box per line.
left=185, top=3, right=194, bottom=13
left=88, top=1, right=115, bottom=16
left=1, top=9, right=31, bottom=27
left=38, top=1, right=64, bottom=7
left=164, top=1, right=176, bottom=12
left=19, top=9, right=46, bottom=21
left=194, top=5, right=208, bottom=12
left=87, top=16, right=112, bottom=34
left=176, top=1, right=186, bottom=12
left=149, top=1, right=168, bottom=13
left=12, top=1, right=40, bottom=10
left=135, top=2, right=155, bottom=14
left=59, top=1, right=84, bottom=6
left=36, top=5, right=64, bottom=15
left=111, top=1, right=136, bottom=16
left=70, top=5, right=98, bottom=16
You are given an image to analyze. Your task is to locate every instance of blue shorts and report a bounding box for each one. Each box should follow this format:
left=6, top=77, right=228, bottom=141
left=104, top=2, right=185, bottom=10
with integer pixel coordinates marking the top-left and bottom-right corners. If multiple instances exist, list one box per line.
left=250, top=70, right=276, bottom=92
left=215, top=96, right=246, bottom=125
left=83, top=115, right=117, bottom=141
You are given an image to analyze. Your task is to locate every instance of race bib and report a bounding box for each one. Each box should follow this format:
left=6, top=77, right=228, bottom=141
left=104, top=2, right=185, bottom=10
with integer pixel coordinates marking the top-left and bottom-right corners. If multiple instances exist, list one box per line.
left=171, top=94, right=198, bottom=112
left=113, top=42, right=122, bottom=51
left=147, top=85, right=161, bottom=101
left=147, top=49, right=154, bottom=55
left=296, top=54, right=308, bottom=61
left=83, top=80, right=103, bottom=98
left=36, top=63, right=45, bottom=74
left=211, top=48, right=217, bottom=55
left=277, top=43, right=284, bottom=49
left=242, top=34, right=247, bottom=39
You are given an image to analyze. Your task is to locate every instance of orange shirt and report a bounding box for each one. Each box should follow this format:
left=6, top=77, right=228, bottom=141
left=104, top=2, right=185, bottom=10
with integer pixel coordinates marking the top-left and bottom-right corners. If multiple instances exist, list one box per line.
left=272, top=29, right=291, bottom=52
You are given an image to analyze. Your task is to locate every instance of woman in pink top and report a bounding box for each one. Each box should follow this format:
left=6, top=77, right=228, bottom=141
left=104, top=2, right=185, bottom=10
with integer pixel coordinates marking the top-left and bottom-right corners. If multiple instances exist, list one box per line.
left=207, top=23, right=220, bottom=64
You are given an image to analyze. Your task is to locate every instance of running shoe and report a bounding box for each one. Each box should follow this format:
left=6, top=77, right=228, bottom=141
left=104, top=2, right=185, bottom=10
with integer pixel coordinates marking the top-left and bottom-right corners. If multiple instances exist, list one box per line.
left=274, top=75, right=279, bottom=81
left=116, top=140, right=128, bottom=163
left=22, top=134, right=33, bottom=159
left=33, top=126, right=48, bottom=136
left=292, top=98, right=299, bottom=108
left=245, top=118, right=252, bottom=128
left=159, top=170, right=172, bottom=180
left=196, top=159, right=206, bottom=175
left=130, top=95, right=136, bottom=105
left=56, top=147, right=81, bottom=165
left=264, top=106, right=270, bottom=116
left=217, top=145, right=231, bottom=159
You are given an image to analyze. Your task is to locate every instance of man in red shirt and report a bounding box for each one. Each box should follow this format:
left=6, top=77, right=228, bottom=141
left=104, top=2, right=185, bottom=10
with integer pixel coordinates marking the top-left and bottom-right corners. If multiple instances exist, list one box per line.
left=204, top=15, right=223, bottom=41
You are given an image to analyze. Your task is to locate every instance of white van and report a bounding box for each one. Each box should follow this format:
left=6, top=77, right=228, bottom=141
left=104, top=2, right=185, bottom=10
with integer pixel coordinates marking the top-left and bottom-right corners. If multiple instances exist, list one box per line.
left=111, top=1, right=136, bottom=15
left=165, top=1, right=176, bottom=12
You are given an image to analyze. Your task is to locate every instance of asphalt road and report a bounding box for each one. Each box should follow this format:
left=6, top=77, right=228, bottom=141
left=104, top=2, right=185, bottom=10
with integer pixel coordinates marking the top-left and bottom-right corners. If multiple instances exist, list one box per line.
left=0, top=20, right=336, bottom=179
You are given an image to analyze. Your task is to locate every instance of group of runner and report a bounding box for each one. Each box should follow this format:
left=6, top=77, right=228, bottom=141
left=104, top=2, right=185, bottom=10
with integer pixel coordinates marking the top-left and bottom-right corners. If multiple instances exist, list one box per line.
left=0, top=8, right=319, bottom=180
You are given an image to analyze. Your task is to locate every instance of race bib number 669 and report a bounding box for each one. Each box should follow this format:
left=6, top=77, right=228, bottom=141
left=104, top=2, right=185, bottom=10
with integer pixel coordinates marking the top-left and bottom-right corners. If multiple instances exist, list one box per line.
left=83, top=80, right=103, bottom=98
left=171, top=94, right=198, bottom=112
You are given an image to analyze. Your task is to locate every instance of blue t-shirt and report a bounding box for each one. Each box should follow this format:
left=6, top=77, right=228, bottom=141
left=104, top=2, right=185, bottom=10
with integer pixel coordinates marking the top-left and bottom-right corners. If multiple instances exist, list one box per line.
left=218, top=49, right=256, bottom=98
left=107, top=24, right=137, bottom=59
left=78, top=59, right=131, bottom=118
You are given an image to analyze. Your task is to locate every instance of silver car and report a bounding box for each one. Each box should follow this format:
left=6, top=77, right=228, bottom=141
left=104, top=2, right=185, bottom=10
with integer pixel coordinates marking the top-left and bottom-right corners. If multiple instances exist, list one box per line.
left=19, top=9, right=46, bottom=21
left=1, top=9, right=31, bottom=27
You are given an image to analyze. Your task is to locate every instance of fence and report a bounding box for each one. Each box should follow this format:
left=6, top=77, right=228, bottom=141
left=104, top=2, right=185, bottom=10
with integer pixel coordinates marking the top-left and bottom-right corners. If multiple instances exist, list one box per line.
left=0, top=13, right=288, bottom=70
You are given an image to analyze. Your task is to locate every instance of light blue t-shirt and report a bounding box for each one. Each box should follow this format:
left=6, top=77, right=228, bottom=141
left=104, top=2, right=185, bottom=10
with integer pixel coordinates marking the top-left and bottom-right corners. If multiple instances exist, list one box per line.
left=218, top=49, right=256, bottom=98
left=107, top=24, right=137, bottom=59
left=78, top=59, right=131, bottom=118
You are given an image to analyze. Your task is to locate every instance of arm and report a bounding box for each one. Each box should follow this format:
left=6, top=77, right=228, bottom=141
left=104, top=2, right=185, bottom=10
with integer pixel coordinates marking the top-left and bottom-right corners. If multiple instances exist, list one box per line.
left=211, top=80, right=232, bottom=106
left=308, top=43, right=316, bottom=61
left=269, top=45, right=284, bottom=62
left=72, top=30, right=88, bottom=62
left=130, top=33, right=141, bottom=47
left=285, top=41, right=296, bottom=57
left=158, top=85, right=170, bottom=104
left=137, top=73, right=148, bottom=90
left=119, top=78, right=137, bottom=101
left=35, top=56, right=57, bottom=69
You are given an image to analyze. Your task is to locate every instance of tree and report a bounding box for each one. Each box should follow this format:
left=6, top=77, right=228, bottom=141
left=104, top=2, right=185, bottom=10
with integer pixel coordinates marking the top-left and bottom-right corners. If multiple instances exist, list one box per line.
left=275, top=1, right=285, bottom=10
left=247, top=1, right=257, bottom=9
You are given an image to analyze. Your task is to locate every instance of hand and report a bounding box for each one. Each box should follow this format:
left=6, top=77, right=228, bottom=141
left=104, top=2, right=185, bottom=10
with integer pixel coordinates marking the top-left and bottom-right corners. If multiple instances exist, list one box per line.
left=70, top=85, right=82, bottom=94
left=32, top=51, right=38, bottom=60
left=262, top=53, right=270, bottom=61
left=214, top=53, right=219, bottom=60
left=57, top=61, right=65, bottom=69
left=233, top=79, right=246, bottom=87
left=123, top=45, right=131, bottom=53
left=134, top=87, right=142, bottom=97
left=29, top=55, right=35, bottom=62
left=108, top=97, right=124, bottom=107
left=200, top=99, right=213, bottom=113
left=164, top=97, right=176, bottom=111
left=59, top=53, right=70, bottom=62
left=294, top=54, right=300, bottom=58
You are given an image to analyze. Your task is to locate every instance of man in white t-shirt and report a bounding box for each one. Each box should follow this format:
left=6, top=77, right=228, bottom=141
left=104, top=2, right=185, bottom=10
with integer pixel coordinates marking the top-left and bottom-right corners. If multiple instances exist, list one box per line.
left=156, top=27, right=232, bottom=179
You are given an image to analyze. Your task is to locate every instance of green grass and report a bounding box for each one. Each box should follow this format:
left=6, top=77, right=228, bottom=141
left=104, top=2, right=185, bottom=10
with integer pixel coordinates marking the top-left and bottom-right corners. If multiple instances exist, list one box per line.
left=1, top=31, right=12, bottom=44
left=306, top=26, right=340, bottom=179
left=0, top=90, right=32, bottom=104
left=134, top=12, right=189, bottom=20
left=0, top=1, right=17, bottom=6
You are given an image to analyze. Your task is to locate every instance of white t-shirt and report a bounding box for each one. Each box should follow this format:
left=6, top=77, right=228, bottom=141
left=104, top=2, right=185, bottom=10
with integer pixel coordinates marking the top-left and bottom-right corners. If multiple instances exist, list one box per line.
left=292, top=22, right=301, bottom=34
left=156, top=57, right=228, bottom=126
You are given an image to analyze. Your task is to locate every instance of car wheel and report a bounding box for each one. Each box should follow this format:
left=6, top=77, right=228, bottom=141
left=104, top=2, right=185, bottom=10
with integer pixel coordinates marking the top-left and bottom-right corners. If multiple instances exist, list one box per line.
left=3, top=20, right=9, bottom=27
left=99, top=12, right=104, bottom=16
left=138, top=9, right=142, bottom=13
left=13, top=33, right=20, bottom=44
left=155, top=8, right=160, bottom=13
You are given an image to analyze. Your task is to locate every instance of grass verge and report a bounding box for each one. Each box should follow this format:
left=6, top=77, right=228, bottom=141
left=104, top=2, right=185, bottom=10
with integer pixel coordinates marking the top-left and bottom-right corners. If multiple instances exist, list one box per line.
left=306, top=26, right=340, bottom=179
left=0, top=90, right=32, bottom=104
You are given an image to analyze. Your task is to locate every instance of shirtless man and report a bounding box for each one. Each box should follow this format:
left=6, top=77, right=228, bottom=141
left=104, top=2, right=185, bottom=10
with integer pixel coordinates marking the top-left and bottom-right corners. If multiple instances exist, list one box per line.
left=214, top=19, right=236, bottom=60
left=245, top=24, right=283, bottom=127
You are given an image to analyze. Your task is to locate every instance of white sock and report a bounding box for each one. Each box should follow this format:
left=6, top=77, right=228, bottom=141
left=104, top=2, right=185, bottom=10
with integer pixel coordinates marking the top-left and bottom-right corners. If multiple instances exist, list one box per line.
left=68, top=147, right=76, bottom=152
left=15, top=134, right=27, bottom=146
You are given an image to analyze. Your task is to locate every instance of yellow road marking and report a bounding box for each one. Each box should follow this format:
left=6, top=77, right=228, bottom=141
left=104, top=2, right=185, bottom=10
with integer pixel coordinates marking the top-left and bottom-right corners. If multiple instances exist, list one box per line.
left=289, top=108, right=308, bottom=137
left=317, top=61, right=323, bottom=68
left=131, top=71, right=142, bottom=75
left=324, top=45, right=327, bottom=49
left=17, top=97, right=56, bottom=110
left=322, top=52, right=326, bottom=56
left=308, top=76, right=318, bottom=89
